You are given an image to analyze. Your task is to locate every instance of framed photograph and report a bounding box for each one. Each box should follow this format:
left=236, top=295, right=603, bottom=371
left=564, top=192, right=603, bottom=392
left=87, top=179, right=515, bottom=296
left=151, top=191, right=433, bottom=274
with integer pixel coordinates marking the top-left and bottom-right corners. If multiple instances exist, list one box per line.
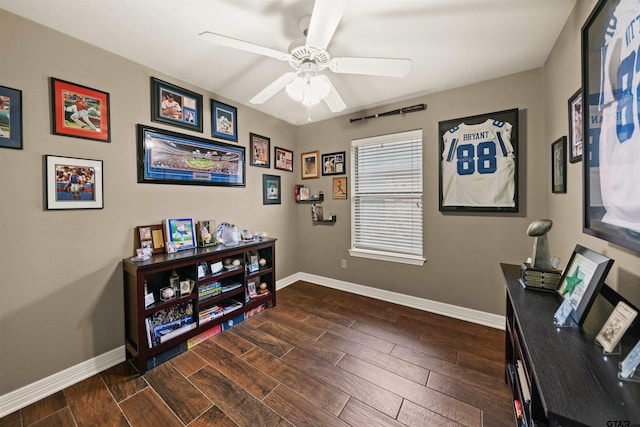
left=137, top=124, right=245, bottom=187
left=262, top=174, right=281, bottom=205
left=164, top=218, right=196, bottom=251
left=150, top=77, right=203, bottom=132
left=552, top=136, right=567, bottom=194
left=583, top=0, right=640, bottom=254
left=438, top=108, right=518, bottom=212
left=137, top=224, right=165, bottom=254
left=50, top=78, right=110, bottom=142
left=301, top=150, right=320, bottom=179
left=274, top=146, right=293, bottom=172
left=0, top=85, right=22, bottom=149
left=333, top=177, right=347, bottom=199
left=250, top=133, right=270, bottom=168
left=595, top=301, right=638, bottom=353
left=321, top=151, right=346, bottom=176
left=211, top=100, right=237, bottom=142
left=556, top=244, right=614, bottom=325
left=568, top=89, right=583, bottom=163
left=45, top=155, right=103, bottom=210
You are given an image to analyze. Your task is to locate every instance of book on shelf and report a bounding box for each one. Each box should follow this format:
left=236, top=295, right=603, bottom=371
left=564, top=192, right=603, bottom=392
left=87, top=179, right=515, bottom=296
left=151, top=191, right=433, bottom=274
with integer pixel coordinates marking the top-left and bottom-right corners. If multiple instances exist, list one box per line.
left=198, top=282, right=222, bottom=299
left=159, top=323, right=196, bottom=343
left=311, top=203, right=323, bottom=221
left=198, top=305, right=223, bottom=324
left=146, top=302, right=194, bottom=347
left=221, top=282, right=243, bottom=293
left=221, top=298, right=243, bottom=314
left=299, top=186, right=310, bottom=200
left=516, top=360, right=531, bottom=402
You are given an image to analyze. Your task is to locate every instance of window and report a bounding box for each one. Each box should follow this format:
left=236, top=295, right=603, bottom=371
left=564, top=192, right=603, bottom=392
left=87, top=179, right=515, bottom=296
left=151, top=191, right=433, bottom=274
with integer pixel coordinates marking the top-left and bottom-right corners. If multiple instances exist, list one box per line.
left=349, top=129, right=424, bottom=265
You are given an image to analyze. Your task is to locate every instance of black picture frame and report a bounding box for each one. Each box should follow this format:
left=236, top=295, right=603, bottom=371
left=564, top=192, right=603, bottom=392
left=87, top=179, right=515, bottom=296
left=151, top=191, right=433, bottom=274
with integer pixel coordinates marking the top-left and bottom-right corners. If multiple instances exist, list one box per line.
left=438, top=108, right=518, bottom=212
left=582, top=0, right=640, bottom=254
left=211, top=99, right=238, bottom=142
left=150, top=77, right=203, bottom=133
left=556, top=244, right=614, bottom=325
left=274, top=146, right=293, bottom=172
left=136, top=124, right=245, bottom=187
left=250, top=132, right=270, bottom=168
left=0, top=85, right=22, bottom=149
left=262, top=174, right=281, bottom=205
left=568, top=89, right=583, bottom=163
left=45, top=155, right=104, bottom=210
left=321, top=151, right=346, bottom=176
left=552, top=136, right=567, bottom=194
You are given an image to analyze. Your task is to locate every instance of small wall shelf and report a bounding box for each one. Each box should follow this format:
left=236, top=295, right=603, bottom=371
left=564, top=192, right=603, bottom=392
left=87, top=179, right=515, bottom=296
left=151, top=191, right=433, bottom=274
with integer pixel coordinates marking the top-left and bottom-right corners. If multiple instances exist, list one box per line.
left=313, top=216, right=336, bottom=225
left=296, top=194, right=324, bottom=203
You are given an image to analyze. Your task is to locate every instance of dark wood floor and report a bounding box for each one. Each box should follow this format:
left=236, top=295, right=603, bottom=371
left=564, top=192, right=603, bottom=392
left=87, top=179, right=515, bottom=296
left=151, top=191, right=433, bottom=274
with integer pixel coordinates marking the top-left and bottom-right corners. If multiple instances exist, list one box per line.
left=0, top=281, right=513, bottom=427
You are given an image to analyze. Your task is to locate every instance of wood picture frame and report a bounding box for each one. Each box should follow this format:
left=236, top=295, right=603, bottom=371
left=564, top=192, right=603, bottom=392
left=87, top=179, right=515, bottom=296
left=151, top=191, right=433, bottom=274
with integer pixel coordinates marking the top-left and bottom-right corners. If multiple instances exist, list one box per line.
left=0, top=85, right=23, bottom=149
left=301, top=150, right=320, bottom=179
left=552, top=136, right=567, bottom=194
left=164, top=218, right=196, bottom=251
left=333, top=177, right=347, bottom=199
left=45, top=155, right=103, bottom=210
left=211, top=99, right=238, bottom=142
left=150, top=77, right=203, bottom=133
left=582, top=0, right=640, bottom=254
left=50, top=78, right=110, bottom=142
left=321, top=151, right=346, bottom=176
left=438, top=108, right=518, bottom=212
left=568, top=89, right=583, bottom=163
left=137, top=224, right=165, bottom=254
left=274, top=146, right=293, bottom=172
left=262, top=174, right=281, bottom=205
left=250, top=133, right=270, bottom=168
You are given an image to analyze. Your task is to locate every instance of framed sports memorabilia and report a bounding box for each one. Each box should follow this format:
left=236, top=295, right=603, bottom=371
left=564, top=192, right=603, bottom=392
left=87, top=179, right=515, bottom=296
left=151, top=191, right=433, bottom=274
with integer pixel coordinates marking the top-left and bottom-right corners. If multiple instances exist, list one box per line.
left=50, top=78, right=110, bottom=142
left=568, top=89, right=583, bottom=163
left=164, top=218, right=196, bottom=251
left=0, top=85, right=22, bottom=149
left=274, top=146, right=293, bottom=172
left=582, top=0, right=640, bottom=254
left=150, top=77, right=203, bottom=133
left=333, top=177, right=347, bottom=199
left=211, top=99, right=238, bottom=142
left=45, top=155, right=103, bottom=210
left=301, top=150, right=320, bottom=179
left=250, top=132, right=270, bottom=168
left=137, top=224, right=165, bottom=254
left=551, top=136, right=566, bottom=194
left=321, top=151, right=346, bottom=176
left=262, top=174, right=281, bottom=205
left=438, top=108, right=518, bottom=212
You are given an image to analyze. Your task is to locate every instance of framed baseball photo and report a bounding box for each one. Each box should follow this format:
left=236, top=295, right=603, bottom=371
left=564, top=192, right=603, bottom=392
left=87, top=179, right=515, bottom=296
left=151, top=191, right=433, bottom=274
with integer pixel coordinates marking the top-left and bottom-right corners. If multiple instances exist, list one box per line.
left=438, top=108, right=518, bottom=212
left=333, top=177, right=347, bottom=199
left=50, top=78, right=110, bottom=142
left=301, top=150, right=320, bottom=179
left=321, top=151, right=346, bottom=176
left=211, top=99, right=238, bottom=142
left=274, top=146, right=293, bottom=172
left=45, top=155, right=104, bottom=210
left=262, top=174, right=281, bottom=205
left=568, top=89, right=583, bottom=163
left=150, top=77, right=203, bottom=133
left=250, top=133, right=270, bottom=168
left=552, top=136, right=567, bottom=194
left=0, top=85, right=22, bottom=149
left=164, top=218, right=196, bottom=251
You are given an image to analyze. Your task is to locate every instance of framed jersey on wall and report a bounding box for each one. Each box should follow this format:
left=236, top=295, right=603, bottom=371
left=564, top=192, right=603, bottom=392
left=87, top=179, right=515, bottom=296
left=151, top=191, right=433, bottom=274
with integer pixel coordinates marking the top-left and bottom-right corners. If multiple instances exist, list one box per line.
left=438, top=108, right=519, bottom=213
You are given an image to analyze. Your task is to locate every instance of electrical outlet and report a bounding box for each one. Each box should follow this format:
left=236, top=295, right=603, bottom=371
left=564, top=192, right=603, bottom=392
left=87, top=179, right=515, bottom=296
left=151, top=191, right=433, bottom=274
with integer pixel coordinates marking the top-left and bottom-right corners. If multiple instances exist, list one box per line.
left=341, top=259, right=347, bottom=268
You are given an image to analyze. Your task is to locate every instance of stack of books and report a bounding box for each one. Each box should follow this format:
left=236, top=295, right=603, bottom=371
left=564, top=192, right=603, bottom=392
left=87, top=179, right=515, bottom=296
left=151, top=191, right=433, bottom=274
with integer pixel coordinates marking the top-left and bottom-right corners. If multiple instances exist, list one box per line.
left=145, top=302, right=194, bottom=347
left=198, top=282, right=222, bottom=300
left=519, top=263, right=561, bottom=291
left=199, top=305, right=223, bottom=324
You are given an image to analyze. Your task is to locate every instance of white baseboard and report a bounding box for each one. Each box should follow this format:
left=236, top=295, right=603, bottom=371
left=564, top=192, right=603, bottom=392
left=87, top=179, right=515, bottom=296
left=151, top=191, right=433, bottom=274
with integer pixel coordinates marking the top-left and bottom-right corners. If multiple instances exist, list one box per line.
left=1, top=274, right=503, bottom=418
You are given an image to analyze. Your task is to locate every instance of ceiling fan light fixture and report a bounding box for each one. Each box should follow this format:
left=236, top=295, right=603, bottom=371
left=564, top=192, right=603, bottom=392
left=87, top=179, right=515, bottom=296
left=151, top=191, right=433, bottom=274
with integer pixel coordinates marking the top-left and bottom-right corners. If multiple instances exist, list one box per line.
left=286, top=74, right=330, bottom=106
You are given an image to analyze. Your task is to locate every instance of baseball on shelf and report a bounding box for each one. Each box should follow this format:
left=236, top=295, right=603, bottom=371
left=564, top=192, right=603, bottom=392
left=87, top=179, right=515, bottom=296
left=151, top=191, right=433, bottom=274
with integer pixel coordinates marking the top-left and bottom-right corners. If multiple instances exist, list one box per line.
left=259, top=258, right=267, bottom=267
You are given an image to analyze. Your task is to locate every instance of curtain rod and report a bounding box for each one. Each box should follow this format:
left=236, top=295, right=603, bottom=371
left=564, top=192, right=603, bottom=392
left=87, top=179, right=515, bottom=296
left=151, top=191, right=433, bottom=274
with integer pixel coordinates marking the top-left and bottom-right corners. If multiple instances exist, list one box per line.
left=349, top=103, right=426, bottom=123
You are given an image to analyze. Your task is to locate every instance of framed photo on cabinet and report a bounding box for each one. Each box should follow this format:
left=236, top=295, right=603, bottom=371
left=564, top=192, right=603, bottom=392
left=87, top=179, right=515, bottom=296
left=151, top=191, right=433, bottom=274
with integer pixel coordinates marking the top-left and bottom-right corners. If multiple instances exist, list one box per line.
left=250, top=133, right=270, bottom=168
left=150, top=77, right=203, bottom=133
left=0, top=85, right=22, bottom=149
left=164, top=218, right=196, bottom=251
left=568, top=89, right=583, bottom=163
left=45, top=155, right=103, bottom=210
left=301, top=150, right=319, bottom=179
left=137, top=224, right=165, bottom=254
left=211, top=99, right=238, bottom=142
left=552, top=136, right=567, bottom=194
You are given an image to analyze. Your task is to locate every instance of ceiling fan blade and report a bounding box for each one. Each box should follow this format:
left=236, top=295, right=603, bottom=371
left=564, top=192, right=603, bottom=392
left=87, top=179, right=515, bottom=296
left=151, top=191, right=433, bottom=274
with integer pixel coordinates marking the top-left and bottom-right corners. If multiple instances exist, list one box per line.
left=330, top=57, right=412, bottom=77
left=318, top=75, right=346, bottom=112
left=250, top=72, right=297, bottom=104
left=305, top=0, right=345, bottom=51
left=199, top=31, right=290, bottom=61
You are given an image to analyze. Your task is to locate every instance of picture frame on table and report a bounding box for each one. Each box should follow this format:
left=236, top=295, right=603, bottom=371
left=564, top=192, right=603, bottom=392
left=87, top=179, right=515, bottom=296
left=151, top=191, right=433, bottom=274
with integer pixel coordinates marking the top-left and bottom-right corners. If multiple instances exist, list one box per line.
left=211, top=99, right=238, bottom=142
left=438, top=108, right=518, bottom=212
left=274, top=146, right=293, bottom=172
left=0, top=85, right=23, bottom=149
left=262, top=174, right=281, bottom=205
left=137, top=224, right=165, bottom=254
left=137, top=124, right=245, bottom=187
left=582, top=0, right=640, bottom=254
left=552, top=136, right=567, bottom=194
left=164, top=218, right=196, bottom=252
left=45, top=155, right=104, bottom=210
left=556, top=244, right=614, bottom=325
left=568, top=89, right=583, bottom=163
left=301, top=150, right=320, bottom=179
left=50, top=78, right=110, bottom=142
left=250, top=132, right=270, bottom=168
left=333, top=177, right=347, bottom=200
left=321, top=151, right=346, bottom=176
left=150, top=77, right=203, bottom=133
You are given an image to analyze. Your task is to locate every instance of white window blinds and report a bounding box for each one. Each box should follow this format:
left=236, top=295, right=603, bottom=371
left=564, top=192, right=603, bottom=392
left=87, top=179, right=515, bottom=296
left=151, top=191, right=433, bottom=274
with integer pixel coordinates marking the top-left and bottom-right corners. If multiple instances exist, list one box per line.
left=350, top=129, right=424, bottom=264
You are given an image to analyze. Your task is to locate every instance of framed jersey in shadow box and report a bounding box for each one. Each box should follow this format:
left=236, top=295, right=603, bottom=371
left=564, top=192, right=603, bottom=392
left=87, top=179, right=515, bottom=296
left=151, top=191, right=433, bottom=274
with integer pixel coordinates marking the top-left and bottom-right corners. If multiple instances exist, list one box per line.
left=438, top=108, right=518, bottom=212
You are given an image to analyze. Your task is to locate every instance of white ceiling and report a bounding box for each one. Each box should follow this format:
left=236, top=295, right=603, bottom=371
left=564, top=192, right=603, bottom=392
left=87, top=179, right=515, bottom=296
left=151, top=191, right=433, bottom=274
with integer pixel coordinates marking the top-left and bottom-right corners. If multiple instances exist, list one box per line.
left=1, top=0, right=576, bottom=125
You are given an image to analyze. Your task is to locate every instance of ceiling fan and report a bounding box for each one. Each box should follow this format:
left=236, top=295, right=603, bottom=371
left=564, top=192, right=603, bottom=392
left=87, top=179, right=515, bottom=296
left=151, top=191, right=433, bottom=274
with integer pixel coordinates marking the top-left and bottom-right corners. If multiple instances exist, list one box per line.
left=199, top=0, right=411, bottom=113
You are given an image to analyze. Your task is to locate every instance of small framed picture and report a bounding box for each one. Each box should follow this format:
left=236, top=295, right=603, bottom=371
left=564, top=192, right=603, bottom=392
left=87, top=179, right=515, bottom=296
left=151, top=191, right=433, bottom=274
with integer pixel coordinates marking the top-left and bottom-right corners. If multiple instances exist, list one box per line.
left=150, top=77, right=203, bottom=132
left=274, top=146, right=293, bottom=172
left=50, top=78, right=110, bottom=142
left=322, top=151, right=346, bottom=176
left=552, top=136, right=567, bottom=194
left=620, top=340, right=640, bottom=379
left=333, top=177, right=347, bottom=199
left=180, top=280, right=192, bottom=297
left=164, top=218, right=196, bottom=251
left=568, top=88, right=583, bottom=163
left=45, top=155, right=104, bottom=210
left=247, top=280, right=257, bottom=298
left=595, top=301, right=638, bottom=353
left=137, top=224, right=165, bottom=254
left=301, top=150, right=320, bottom=179
left=211, top=99, right=238, bottom=142
left=263, top=174, right=281, bottom=205
left=0, top=85, right=23, bottom=149
left=250, top=133, right=270, bottom=167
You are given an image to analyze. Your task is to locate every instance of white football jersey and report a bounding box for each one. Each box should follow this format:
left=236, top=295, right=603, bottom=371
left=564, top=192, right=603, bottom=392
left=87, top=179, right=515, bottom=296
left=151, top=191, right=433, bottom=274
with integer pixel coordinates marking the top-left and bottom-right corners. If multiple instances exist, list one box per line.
left=441, top=118, right=515, bottom=207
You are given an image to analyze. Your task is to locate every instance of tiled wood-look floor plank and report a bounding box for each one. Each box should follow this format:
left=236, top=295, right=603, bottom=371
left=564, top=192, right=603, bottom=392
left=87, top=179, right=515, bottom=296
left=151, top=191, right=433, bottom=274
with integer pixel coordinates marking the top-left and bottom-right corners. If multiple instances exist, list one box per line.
left=419, top=328, right=503, bottom=362
left=282, top=347, right=403, bottom=419
left=457, top=349, right=505, bottom=379
left=228, top=321, right=294, bottom=357
left=20, top=391, right=67, bottom=426
left=209, top=327, right=256, bottom=356
left=260, top=308, right=326, bottom=339
left=0, top=411, right=21, bottom=427
left=190, top=405, right=239, bottom=427
left=63, top=376, right=128, bottom=427
left=193, top=339, right=279, bottom=400
left=263, top=384, right=351, bottom=427
left=189, top=365, right=291, bottom=427
left=100, top=362, right=147, bottom=403
left=337, top=353, right=481, bottom=427
left=338, top=398, right=407, bottom=427
left=397, top=399, right=464, bottom=427
left=119, top=387, right=182, bottom=427
left=318, top=295, right=403, bottom=325
left=242, top=346, right=349, bottom=417
left=482, top=409, right=514, bottom=427
left=143, top=362, right=212, bottom=425
left=169, top=348, right=208, bottom=377
left=29, top=408, right=76, bottom=427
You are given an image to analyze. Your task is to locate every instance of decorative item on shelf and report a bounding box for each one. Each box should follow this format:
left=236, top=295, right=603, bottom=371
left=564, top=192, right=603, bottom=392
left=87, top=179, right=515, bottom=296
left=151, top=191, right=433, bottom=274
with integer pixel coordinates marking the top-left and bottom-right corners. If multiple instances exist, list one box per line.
left=166, top=241, right=177, bottom=253
left=131, top=247, right=152, bottom=261
left=595, top=301, right=637, bottom=354
left=170, top=270, right=180, bottom=293
left=299, top=185, right=310, bottom=200
left=619, top=340, right=640, bottom=382
left=210, top=261, right=223, bottom=274
left=232, top=259, right=241, bottom=268
left=137, top=224, right=165, bottom=254
left=180, top=279, right=194, bottom=297
left=259, top=282, right=269, bottom=295
left=259, top=258, right=267, bottom=267
left=311, top=203, right=323, bottom=221
left=247, top=251, right=259, bottom=273
left=519, top=220, right=561, bottom=291
left=197, top=220, right=216, bottom=247
left=247, top=280, right=258, bottom=298
left=164, top=218, right=196, bottom=251
left=160, top=286, right=176, bottom=302
left=144, top=280, right=155, bottom=307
